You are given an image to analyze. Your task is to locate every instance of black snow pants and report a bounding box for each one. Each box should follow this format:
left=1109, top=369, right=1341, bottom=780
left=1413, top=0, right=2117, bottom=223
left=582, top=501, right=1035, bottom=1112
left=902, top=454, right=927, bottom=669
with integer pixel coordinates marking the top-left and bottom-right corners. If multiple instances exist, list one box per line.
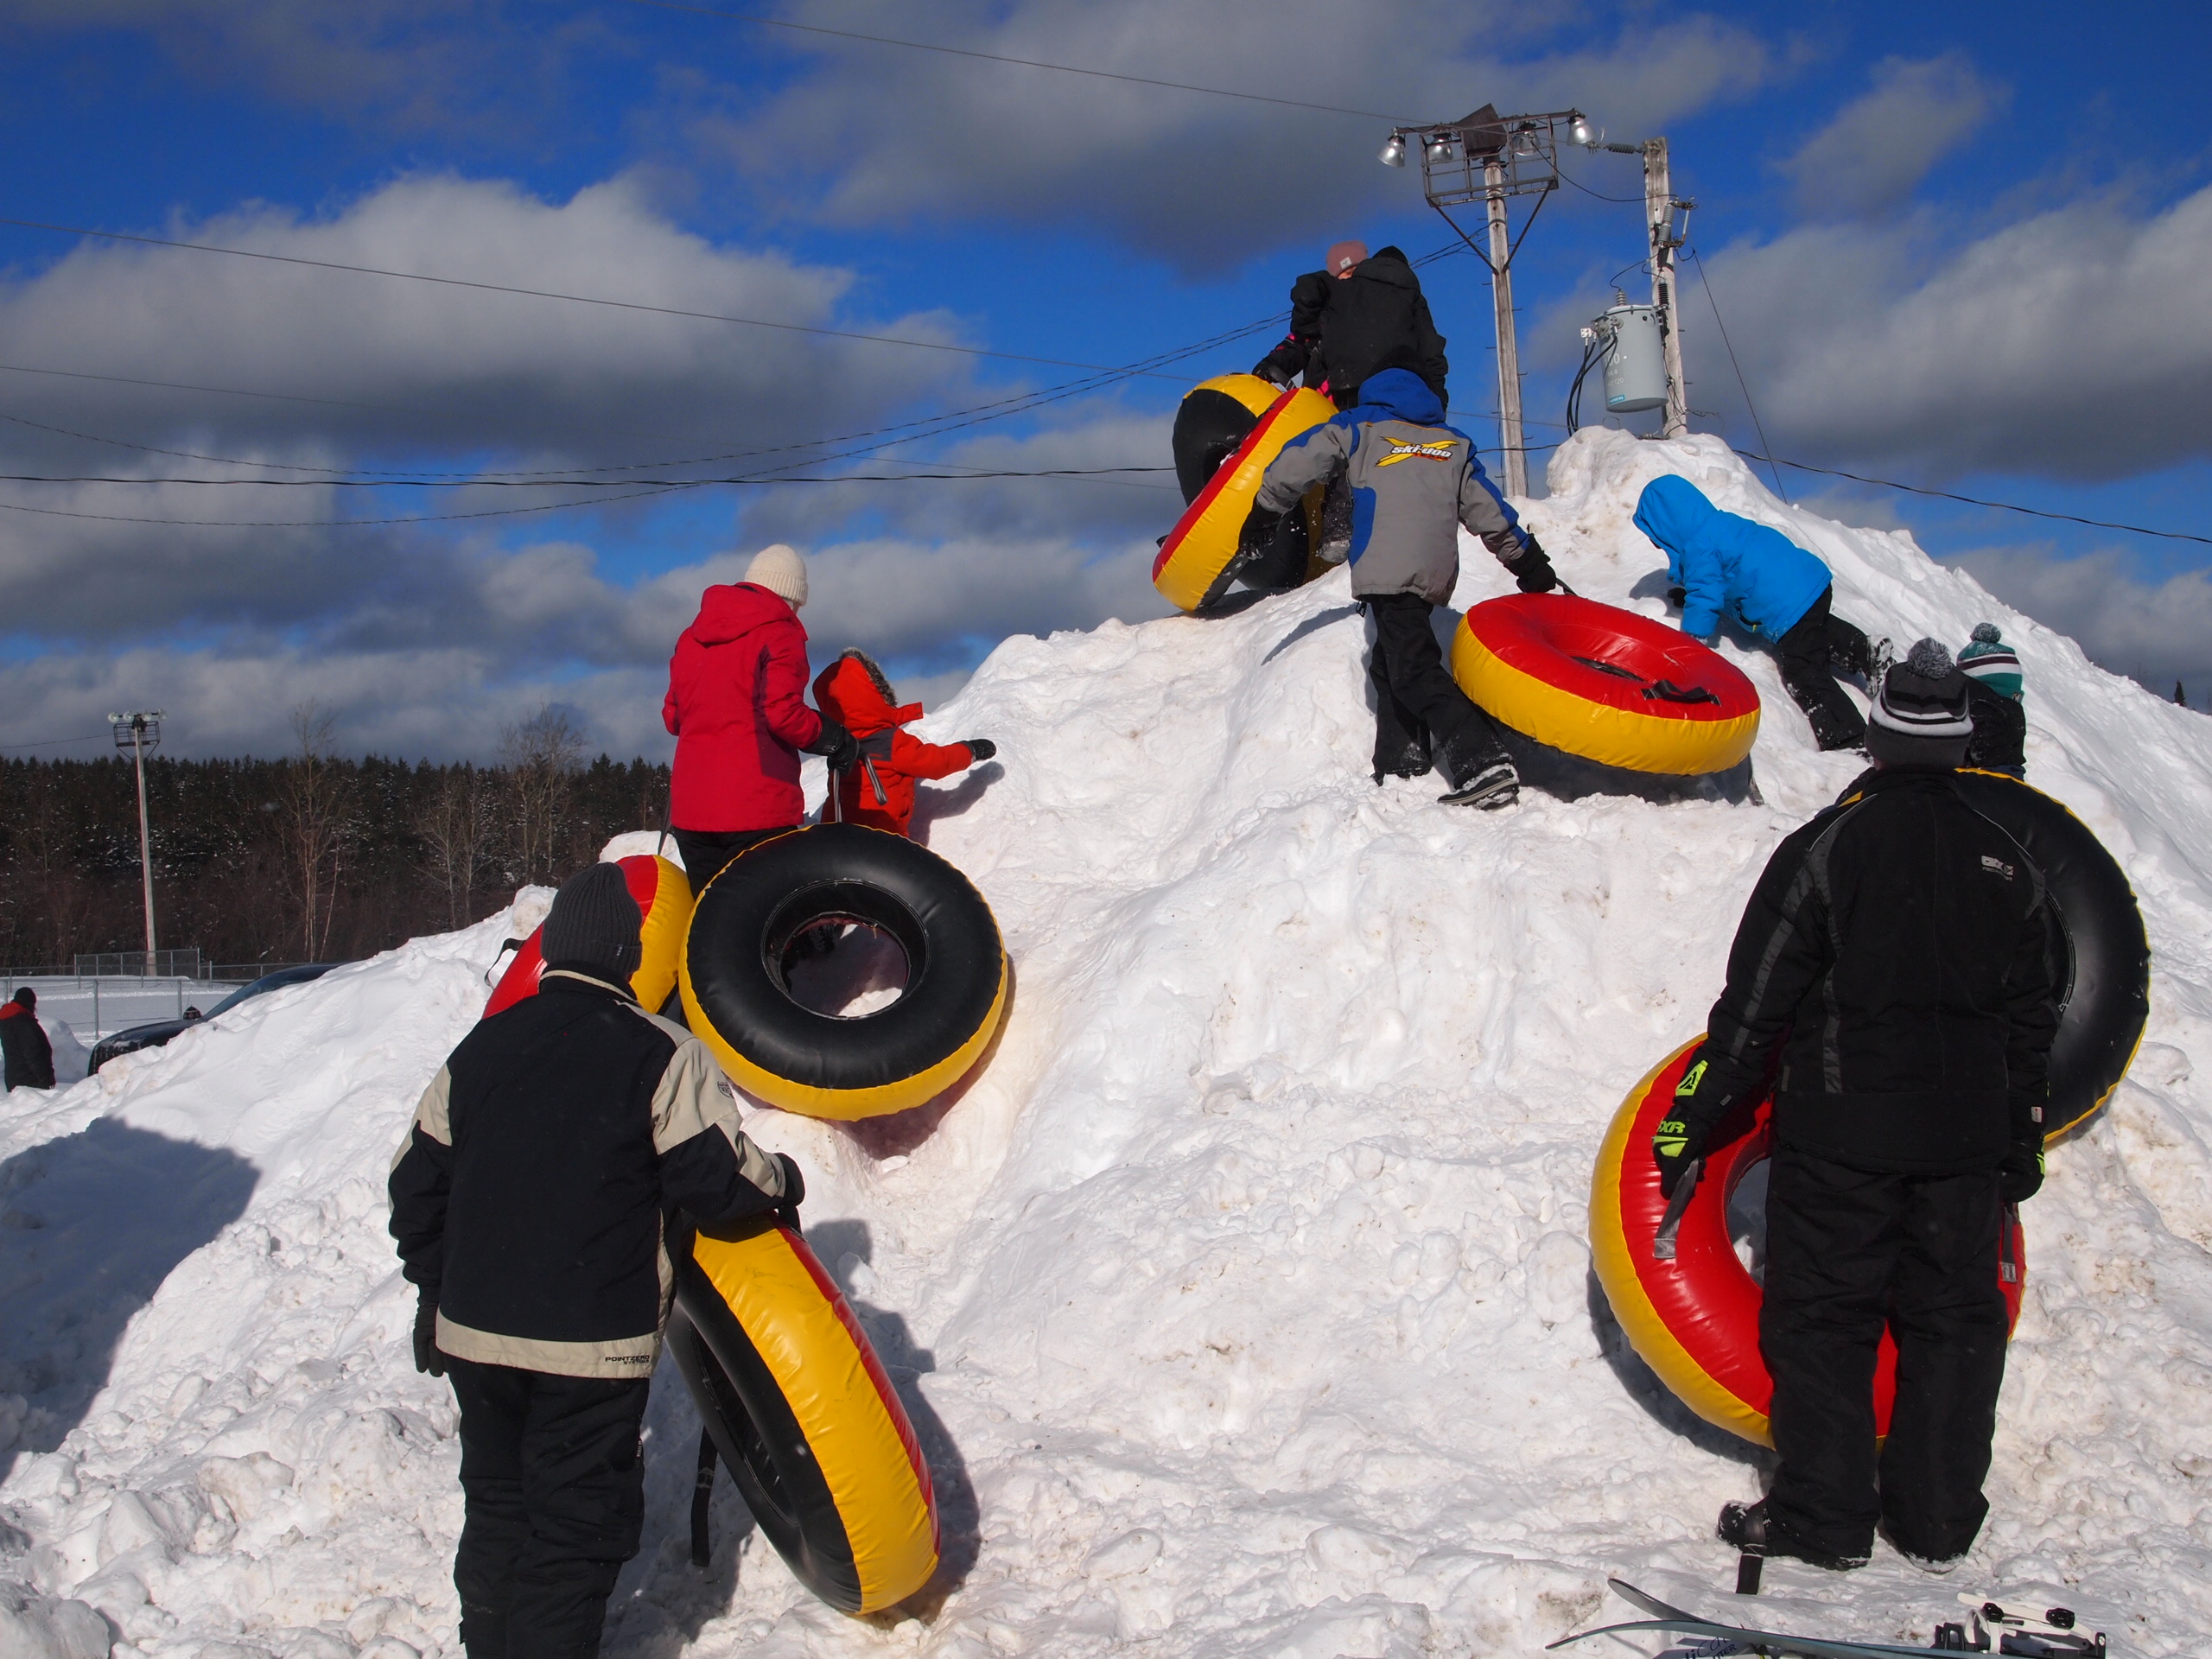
left=1362, top=593, right=1510, bottom=786
left=671, top=826, right=788, bottom=899
left=448, top=1358, right=652, bottom=1659
left=1964, top=682, right=2027, bottom=777
left=1774, top=588, right=1875, bottom=751
left=1760, top=1147, right=2012, bottom=1566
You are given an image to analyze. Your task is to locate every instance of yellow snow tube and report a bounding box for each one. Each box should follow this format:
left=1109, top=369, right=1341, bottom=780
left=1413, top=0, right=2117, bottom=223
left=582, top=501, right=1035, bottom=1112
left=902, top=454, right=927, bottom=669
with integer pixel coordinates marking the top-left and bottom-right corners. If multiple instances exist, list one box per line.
left=1152, top=383, right=1334, bottom=613
left=669, top=1219, right=939, bottom=1614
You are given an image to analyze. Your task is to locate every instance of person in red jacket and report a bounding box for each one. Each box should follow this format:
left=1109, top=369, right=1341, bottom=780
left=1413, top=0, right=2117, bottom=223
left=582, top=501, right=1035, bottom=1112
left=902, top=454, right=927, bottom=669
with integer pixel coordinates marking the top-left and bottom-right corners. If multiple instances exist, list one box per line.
left=811, top=651, right=995, bottom=837
left=663, top=545, right=857, bottom=894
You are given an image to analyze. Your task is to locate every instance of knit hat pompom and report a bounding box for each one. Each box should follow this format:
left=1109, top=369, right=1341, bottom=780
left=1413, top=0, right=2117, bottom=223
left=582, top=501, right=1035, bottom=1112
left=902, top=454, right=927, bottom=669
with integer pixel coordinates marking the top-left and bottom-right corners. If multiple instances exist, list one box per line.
left=1972, top=621, right=2002, bottom=645
left=541, top=862, right=644, bottom=982
left=745, top=543, right=808, bottom=609
left=1904, top=637, right=1956, bottom=679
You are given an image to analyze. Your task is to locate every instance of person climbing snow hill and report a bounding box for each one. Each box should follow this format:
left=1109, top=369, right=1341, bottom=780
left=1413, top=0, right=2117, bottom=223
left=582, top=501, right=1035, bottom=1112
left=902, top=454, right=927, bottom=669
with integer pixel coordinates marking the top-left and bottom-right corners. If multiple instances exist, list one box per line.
left=1251, top=240, right=1449, bottom=409
left=1652, top=640, right=2058, bottom=1575
left=1253, top=365, right=1557, bottom=810
left=663, top=544, right=859, bottom=895
left=1959, top=622, right=2027, bottom=777
left=1633, top=476, right=1889, bottom=753
left=811, top=649, right=996, bottom=837
left=0, top=987, right=54, bottom=1090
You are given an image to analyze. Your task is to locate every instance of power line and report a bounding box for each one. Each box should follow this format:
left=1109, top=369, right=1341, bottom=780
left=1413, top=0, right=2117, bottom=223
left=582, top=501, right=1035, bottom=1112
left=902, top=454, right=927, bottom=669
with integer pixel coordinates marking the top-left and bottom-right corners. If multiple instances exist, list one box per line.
left=625, top=0, right=1411, bottom=123
left=1730, top=452, right=2212, bottom=548
left=0, top=466, right=1173, bottom=488
left=0, top=734, right=111, bottom=753
left=0, top=464, right=1176, bottom=528
left=0, top=214, right=1196, bottom=382
left=1688, top=246, right=1786, bottom=502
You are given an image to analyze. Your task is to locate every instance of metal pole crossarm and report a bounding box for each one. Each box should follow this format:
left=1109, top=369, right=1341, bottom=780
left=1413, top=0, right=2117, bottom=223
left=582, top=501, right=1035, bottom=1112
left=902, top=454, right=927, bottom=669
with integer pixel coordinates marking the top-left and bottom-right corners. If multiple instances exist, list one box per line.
left=107, top=710, right=163, bottom=957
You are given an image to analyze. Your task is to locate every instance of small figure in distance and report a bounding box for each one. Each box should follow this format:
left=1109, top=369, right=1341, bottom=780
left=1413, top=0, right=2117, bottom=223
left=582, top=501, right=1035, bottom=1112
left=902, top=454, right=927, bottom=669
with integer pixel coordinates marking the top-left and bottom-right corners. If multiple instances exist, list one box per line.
left=1958, top=622, right=2027, bottom=777
left=0, top=988, right=54, bottom=1091
left=1251, top=366, right=1559, bottom=810
left=811, top=650, right=995, bottom=838
left=390, top=863, right=804, bottom=1659
left=1653, top=640, right=2058, bottom=1576
left=1251, top=238, right=1449, bottom=411
left=662, top=543, right=861, bottom=895
left=1634, top=475, right=1890, bottom=753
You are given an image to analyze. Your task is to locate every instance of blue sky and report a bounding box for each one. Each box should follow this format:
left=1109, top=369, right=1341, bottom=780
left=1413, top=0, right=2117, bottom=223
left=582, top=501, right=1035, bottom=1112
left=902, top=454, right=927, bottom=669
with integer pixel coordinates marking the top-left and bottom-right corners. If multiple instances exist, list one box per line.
left=1, top=0, right=2207, bottom=758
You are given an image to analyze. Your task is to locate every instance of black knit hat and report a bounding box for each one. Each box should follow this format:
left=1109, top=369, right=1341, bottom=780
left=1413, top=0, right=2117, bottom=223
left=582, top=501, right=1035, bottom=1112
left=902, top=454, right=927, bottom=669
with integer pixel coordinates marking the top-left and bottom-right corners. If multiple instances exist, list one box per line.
left=1867, top=638, right=1973, bottom=767
left=541, top=862, right=643, bottom=981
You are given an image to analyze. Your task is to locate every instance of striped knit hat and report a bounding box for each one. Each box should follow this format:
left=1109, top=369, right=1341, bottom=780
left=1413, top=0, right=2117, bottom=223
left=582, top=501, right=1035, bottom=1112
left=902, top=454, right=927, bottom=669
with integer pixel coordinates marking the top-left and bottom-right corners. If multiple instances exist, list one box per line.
left=1866, top=638, right=1973, bottom=766
left=1958, top=621, right=2023, bottom=701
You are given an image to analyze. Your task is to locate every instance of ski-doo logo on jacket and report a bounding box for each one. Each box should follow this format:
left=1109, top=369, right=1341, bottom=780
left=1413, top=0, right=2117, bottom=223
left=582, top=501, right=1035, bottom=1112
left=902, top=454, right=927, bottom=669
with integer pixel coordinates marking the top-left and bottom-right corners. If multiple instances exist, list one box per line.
left=1374, top=436, right=1458, bottom=467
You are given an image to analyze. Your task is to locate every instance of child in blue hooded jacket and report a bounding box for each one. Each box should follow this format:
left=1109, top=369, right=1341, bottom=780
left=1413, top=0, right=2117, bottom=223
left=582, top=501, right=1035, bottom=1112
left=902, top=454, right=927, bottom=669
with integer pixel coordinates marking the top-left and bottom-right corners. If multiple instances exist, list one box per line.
left=1633, top=475, right=1887, bottom=751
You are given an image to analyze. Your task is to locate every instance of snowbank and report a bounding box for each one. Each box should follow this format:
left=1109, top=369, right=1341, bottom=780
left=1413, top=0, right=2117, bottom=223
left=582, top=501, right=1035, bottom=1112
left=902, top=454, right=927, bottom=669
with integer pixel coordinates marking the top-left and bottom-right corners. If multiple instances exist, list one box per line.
left=3, top=431, right=2209, bottom=1658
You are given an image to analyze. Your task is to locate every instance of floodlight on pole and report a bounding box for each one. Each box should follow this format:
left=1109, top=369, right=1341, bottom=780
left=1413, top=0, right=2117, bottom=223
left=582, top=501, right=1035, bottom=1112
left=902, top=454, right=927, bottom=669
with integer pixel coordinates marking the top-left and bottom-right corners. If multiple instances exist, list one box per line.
left=1565, top=111, right=1600, bottom=148
left=1378, top=132, right=1407, bottom=168
left=107, top=709, right=163, bottom=959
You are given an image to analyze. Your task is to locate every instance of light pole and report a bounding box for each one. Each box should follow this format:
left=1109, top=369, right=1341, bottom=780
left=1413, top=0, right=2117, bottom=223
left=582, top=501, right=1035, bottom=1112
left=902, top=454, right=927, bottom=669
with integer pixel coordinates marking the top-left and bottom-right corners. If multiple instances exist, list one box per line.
left=1382, top=109, right=1694, bottom=464
left=108, top=710, right=162, bottom=963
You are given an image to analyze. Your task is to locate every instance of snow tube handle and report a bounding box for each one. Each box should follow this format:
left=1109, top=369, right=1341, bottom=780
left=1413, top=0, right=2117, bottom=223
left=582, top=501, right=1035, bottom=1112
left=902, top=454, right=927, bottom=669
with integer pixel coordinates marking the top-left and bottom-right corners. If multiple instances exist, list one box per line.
left=1649, top=1158, right=1702, bottom=1261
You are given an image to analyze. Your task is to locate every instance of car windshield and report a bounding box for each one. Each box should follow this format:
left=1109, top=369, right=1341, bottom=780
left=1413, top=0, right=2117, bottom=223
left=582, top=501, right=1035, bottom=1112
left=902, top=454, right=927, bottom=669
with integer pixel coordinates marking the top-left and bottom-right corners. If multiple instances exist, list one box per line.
left=204, top=966, right=327, bottom=1020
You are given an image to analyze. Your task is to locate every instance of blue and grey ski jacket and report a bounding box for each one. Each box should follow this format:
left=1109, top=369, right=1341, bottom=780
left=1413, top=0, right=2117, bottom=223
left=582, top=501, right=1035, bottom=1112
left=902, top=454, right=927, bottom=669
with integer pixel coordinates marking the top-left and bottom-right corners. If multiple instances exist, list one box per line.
left=1633, top=474, right=1831, bottom=642
left=1255, top=367, right=1531, bottom=604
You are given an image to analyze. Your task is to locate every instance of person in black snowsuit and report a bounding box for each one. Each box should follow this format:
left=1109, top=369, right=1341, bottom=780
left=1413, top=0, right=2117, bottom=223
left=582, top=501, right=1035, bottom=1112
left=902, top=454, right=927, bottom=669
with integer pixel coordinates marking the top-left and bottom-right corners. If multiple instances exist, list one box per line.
left=1958, top=622, right=2027, bottom=777
left=1252, top=240, right=1449, bottom=410
left=390, top=863, right=801, bottom=1658
left=1651, top=640, right=2058, bottom=1573
left=0, top=988, right=55, bottom=1090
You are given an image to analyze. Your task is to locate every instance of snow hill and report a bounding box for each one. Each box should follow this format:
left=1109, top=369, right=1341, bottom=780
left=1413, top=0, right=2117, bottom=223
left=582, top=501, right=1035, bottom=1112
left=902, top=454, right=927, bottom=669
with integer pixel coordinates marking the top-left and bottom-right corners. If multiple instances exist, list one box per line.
left=5, top=429, right=2212, bottom=1659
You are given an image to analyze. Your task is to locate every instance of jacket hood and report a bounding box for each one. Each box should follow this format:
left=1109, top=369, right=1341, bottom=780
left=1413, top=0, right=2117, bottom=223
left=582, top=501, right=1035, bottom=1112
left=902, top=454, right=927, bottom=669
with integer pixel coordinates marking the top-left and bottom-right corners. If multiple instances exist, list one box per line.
left=1632, top=474, right=1718, bottom=555
left=1354, top=367, right=1446, bottom=424
left=687, top=581, right=798, bottom=646
left=1351, top=245, right=1416, bottom=286
left=813, top=649, right=920, bottom=737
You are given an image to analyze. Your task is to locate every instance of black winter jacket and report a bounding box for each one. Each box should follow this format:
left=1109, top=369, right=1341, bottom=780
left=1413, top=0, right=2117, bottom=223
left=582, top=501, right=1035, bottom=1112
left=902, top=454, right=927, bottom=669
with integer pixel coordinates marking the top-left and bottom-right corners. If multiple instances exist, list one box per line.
left=1695, top=766, right=2059, bottom=1174
left=388, top=967, right=789, bottom=1379
left=1254, top=247, right=1448, bottom=406
left=0, top=1001, right=54, bottom=1090
left=1964, top=681, right=2027, bottom=776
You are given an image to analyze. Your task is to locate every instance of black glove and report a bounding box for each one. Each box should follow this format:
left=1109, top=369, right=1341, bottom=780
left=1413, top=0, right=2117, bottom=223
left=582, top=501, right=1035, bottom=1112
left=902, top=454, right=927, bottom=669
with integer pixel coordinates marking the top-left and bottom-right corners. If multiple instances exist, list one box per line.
left=1998, top=1141, right=2045, bottom=1204
left=1237, top=501, right=1285, bottom=557
left=1652, top=1052, right=1727, bottom=1198
left=964, top=738, right=996, bottom=764
left=1511, top=536, right=1560, bottom=594
left=773, top=1152, right=806, bottom=1232
left=804, top=718, right=861, bottom=776
left=413, top=1294, right=445, bottom=1377
left=1667, top=585, right=1688, bottom=610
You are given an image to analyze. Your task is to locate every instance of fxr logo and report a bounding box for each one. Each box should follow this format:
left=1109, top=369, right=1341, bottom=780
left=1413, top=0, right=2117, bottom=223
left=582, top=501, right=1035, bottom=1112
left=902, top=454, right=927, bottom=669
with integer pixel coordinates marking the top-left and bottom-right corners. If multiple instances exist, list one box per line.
left=1980, top=854, right=2014, bottom=880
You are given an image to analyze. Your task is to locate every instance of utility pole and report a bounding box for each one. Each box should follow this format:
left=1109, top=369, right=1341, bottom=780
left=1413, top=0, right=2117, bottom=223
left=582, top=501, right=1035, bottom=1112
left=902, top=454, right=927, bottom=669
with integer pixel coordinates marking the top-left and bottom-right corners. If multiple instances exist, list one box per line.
left=108, top=710, right=162, bottom=961
left=1643, top=138, right=1690, bottom=438
left=1483, top=154, right=1528, bottom=497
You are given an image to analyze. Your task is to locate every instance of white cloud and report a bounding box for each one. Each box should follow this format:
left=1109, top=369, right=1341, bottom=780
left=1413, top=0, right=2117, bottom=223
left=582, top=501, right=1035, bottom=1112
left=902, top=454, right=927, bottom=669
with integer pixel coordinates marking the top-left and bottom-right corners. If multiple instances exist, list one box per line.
left=1677, top=183, right=2212, bottom=480
left=1946, top=543, right=2212, bottom=700
left=1780, top=54, right=2002, bottom=217
left=696, top=1, right=1773, bottom=262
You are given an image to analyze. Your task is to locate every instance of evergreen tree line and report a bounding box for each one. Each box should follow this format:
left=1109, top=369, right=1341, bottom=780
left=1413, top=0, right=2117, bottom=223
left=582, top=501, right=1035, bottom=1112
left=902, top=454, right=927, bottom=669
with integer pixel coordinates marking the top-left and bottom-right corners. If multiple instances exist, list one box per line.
left=0, top=707, right=669, bottom=970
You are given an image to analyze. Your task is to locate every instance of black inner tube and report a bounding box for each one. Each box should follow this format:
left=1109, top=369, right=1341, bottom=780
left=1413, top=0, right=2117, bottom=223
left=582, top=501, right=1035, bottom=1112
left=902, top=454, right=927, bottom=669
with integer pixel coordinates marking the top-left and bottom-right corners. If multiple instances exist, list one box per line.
left=666, top=1231, right=864, bottom=1613
left=688, top=823, right=1004, bottom=1097
left=1950, top=771, right=2150, bottom=1135
left=1173, top=386, right=1262, bottom=505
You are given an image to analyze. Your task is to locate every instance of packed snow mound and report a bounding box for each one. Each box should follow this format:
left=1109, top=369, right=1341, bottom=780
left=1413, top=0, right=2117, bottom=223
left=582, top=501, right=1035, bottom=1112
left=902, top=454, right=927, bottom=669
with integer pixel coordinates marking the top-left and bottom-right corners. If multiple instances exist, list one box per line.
left=5, top=429, right=2212, bottom=1659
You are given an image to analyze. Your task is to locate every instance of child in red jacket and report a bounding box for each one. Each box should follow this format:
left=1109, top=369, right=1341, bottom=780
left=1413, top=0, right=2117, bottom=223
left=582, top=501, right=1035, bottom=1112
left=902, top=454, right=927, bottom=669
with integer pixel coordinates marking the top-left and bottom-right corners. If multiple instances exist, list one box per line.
left=811, top=651, right=995, bottom=836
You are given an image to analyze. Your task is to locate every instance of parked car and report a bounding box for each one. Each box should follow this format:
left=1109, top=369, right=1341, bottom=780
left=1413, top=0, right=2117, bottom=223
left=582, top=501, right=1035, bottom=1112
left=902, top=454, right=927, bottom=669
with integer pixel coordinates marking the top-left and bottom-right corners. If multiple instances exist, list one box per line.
left=87, top=963, right=337, bottom=1074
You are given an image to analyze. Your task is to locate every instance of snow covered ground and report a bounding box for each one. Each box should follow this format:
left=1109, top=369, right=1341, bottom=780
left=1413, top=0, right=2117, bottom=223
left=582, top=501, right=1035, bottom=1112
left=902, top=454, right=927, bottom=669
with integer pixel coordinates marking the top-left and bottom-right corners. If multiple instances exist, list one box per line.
left=4, top=429, right=2210, bottom=1658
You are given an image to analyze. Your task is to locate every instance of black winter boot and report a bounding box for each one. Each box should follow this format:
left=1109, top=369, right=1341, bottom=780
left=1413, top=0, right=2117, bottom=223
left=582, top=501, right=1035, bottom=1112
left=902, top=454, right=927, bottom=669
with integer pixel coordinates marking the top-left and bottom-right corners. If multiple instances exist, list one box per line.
left=1718, top=1499, right=1869, bottom=1572
left=1438, top=759, right=1519, bottom=809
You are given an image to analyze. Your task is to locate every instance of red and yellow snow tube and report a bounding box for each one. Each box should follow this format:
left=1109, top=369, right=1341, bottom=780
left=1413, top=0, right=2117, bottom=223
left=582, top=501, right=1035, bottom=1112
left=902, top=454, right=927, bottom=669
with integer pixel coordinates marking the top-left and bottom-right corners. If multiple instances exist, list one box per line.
left=482, top=852, right=693, bottom=1016
left=1590, top=1039, right=2027, bottom=1446
left=1451, top=594, right=1760, bottom=774
left=668, top=1220, right=939, bottom=1615
left=1152, top=382, right=1334, bottom=613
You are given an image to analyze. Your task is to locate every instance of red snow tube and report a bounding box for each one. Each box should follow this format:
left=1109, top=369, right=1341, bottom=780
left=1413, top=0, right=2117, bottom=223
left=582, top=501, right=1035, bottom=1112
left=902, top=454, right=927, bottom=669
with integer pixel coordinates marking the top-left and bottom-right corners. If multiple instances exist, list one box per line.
left=1589, top=1039, right=2027, bottom=1446
left=484, top=853, right=694, bottom=1017
left=1450, top=594, right=1761, bottom=774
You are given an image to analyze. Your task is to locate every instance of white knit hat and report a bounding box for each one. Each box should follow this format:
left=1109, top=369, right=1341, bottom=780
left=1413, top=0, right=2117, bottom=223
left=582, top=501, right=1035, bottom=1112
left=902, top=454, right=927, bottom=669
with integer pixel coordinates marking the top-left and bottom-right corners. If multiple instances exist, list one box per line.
left=746, top=543, right=808, bottom=608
